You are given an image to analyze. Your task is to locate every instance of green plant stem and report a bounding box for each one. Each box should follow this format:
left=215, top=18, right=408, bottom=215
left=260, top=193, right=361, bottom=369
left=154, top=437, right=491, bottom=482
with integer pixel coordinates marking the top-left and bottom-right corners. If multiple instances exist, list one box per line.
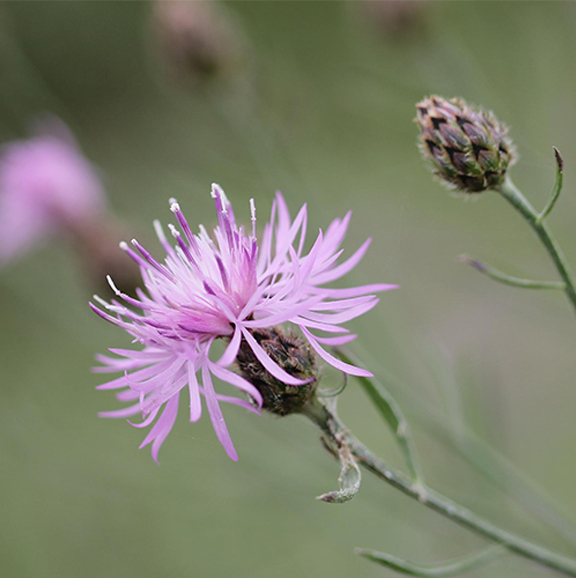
left=336, top=348, right=424, bottom=484
left=346, top=342, right=576, bottom=548
left=304, top=399, right=576, bottom=577
left=496, top=178, right=576, bottom=314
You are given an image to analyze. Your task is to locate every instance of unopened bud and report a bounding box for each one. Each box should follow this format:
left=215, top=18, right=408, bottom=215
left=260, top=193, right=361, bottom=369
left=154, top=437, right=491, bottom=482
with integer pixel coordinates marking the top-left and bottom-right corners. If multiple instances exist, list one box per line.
left=236, top=327, right=318, bottom=416
left=358, top=0, right=426, bottom=39
left=71, top=217, right=141, bottom=297
left=152, top=0, right=245, bottom=83
left=415, top=96, right=516, bottom=193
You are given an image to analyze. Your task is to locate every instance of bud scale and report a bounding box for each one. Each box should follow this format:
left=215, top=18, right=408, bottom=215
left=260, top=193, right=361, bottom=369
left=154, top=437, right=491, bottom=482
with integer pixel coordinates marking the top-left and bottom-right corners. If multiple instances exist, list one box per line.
left=236, top=327, right=318, bottom=416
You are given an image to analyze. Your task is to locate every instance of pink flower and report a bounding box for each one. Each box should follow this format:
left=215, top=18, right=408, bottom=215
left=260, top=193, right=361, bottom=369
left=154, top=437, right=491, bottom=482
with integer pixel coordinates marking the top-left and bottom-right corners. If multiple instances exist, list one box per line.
left=0, top=118, right=105, bottom=265
left=92, top=185, right=395, bottom=461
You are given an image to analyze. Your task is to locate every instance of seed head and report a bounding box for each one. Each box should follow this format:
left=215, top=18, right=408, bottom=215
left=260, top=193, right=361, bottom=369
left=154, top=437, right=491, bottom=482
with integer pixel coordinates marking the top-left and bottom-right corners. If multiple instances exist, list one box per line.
left=415, top=96, right=516, bottom=193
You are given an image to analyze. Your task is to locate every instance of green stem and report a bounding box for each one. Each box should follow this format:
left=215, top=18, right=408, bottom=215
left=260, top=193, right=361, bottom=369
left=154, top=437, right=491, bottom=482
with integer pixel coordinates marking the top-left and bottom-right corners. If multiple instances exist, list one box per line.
left=304, top=399, right=576, bottom=577
left=496, top=178, right=576, bottom=314
left=336, top=348, right=424, bottom=484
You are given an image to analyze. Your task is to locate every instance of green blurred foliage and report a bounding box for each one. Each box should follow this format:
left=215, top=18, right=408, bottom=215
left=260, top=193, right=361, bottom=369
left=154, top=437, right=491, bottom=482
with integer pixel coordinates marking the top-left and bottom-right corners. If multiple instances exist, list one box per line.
left=1, top=2, right=576, bottom=577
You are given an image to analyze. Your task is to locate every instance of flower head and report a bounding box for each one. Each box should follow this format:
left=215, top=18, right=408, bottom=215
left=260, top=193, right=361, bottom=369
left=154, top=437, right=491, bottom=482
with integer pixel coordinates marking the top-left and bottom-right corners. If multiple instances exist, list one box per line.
left=92, top=185, right=395, bottom=461
left=415, top=95, right=516, bottom=193
left=0, top=117, right=105, bottom=265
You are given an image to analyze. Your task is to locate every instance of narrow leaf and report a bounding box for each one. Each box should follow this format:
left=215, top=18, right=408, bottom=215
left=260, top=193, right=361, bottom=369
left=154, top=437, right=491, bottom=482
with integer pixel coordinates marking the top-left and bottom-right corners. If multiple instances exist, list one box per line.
left=459, top=255, right=564, bottom=290
left=355, top=545, right=505, bottom=577
left=537, top=146, right=564, bottom=223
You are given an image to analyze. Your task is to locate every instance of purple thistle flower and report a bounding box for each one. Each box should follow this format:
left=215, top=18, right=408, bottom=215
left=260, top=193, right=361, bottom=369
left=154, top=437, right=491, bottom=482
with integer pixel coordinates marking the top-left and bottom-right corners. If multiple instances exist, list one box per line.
left=0, top=117, right=105, bottom=265
left=92, top=184, right=395, bottom=462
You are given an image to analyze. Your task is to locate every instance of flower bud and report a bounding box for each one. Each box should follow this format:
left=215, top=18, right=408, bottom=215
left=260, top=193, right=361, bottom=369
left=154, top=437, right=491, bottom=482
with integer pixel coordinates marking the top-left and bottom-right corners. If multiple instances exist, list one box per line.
left=236, top=327, right=318, bottom=416
left=358, top=0, right=425, bottom=39
left=152, top=0, right=245, bottom=83
left=415, top=96, right=516, bottom=193
left=0, top=116, right=106, bottom=266
left=70, top=217, right=141, bottom=297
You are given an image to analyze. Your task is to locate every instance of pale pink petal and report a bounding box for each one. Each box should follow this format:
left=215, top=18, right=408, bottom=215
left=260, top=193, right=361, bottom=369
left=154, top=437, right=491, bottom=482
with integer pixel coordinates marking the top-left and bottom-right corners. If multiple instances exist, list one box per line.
left=202, top=364, right=238, bottom=461
left=188, top=361, right=202, bottom=422
left=301, top=327, right=373, bottom=377
left=241, top=328, right=311, bottom=386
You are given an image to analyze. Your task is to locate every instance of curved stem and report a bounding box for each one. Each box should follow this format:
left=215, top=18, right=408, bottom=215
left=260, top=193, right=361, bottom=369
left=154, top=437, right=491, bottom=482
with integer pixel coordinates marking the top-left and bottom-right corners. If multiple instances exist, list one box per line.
left=335, top=348, right=424, bottom=484
left=304, top=399, right=576, bottom=577
left=496, top=178, right=576, bottom=315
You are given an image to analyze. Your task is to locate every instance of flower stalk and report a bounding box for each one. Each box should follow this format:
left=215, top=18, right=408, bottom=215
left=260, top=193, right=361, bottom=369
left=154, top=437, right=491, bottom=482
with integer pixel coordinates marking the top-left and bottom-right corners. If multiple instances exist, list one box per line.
left=495, top=176, right=576, bottom=315
left=304, top=398, right=576, bottom=577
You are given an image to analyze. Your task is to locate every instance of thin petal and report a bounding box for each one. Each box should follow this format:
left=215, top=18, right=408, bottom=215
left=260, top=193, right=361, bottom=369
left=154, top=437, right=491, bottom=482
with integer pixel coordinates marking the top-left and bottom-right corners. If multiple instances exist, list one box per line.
left=217, top=325, right=242, bottom=367
left=188, top=362, right=202, bottom=422
left=208, top=361, right=263, bottom=408
left=99, top=403, right=142, bottom=419
left=241, top=328, right=311, bottom=386
left=301, top=327, right=373, bottom=377
left=201, top=364, right=238, bottom=461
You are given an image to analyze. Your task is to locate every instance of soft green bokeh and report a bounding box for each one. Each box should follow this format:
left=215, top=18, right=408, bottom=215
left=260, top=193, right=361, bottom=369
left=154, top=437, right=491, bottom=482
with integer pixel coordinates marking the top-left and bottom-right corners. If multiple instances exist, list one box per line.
left=1, top=2, right=576, bottom=577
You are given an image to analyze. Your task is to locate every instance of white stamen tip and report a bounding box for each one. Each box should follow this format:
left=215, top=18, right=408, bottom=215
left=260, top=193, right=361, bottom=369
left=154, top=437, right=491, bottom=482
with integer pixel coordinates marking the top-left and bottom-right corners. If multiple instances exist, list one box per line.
left=168, top=223, right=180, bottom=237
left=153, top=220, right=165, bottom=240
left=119, top=241, right=129, bottom=251
left=93, top=294, right=110, bottom=308
left=211, top=183, right=229, bottom=210
left=169, top=197, right=178, bottom=206
left=106, top=275, right=122, bottom=296
left=170, top=201, right=180, bottom=213
left=249, top=198, right=256, bottom=220
left=130, top=238, right=139, bottom=246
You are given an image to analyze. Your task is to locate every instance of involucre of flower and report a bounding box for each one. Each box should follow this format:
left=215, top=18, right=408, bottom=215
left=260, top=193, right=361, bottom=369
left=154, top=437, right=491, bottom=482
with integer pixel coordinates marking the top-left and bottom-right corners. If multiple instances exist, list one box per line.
left=0, top=117, right=105, bottom=265
left=415, top=96, right=516, bottom=193
left=236, top=326, right=318, bottom=417
left=91, top=185, right=396, bottom=462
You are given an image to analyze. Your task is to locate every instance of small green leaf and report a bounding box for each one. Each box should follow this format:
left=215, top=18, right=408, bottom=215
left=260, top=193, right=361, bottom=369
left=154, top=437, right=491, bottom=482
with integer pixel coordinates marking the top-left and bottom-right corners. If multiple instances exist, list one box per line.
left=537, top=147, right=564, bottom=223
left=355, top=545, right=506, bottom=577
left=459, top=255, right=565, bottom=290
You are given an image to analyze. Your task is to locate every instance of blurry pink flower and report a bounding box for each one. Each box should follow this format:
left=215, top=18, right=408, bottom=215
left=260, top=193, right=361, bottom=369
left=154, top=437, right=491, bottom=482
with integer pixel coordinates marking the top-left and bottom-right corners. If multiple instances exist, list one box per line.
left=0, top=118, right=105, bottom=265
left=92, top=185, right=395, bottom=462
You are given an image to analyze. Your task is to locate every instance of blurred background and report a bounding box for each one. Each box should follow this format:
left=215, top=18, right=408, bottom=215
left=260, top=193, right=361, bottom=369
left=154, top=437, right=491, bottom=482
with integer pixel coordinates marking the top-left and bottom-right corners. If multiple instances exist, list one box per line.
left=1, top=1, right=576, bottom=577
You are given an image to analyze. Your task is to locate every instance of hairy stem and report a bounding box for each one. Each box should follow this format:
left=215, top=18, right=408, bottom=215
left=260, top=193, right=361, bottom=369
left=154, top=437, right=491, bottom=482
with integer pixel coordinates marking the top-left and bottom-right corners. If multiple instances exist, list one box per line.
left=304, top=399, right=576, bottom=576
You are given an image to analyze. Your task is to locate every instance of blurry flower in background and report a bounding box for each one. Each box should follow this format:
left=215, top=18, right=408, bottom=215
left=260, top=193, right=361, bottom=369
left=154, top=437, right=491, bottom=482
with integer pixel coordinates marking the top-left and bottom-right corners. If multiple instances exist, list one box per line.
left=152, top=0, right=246, bottom=85
left=357, top=0, right=427, bottom=39
left=92, top=185, right=395, bottom=462
left=0, top=116, right=140, bottom=295
left=0, top=117, right=105, bottom=265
